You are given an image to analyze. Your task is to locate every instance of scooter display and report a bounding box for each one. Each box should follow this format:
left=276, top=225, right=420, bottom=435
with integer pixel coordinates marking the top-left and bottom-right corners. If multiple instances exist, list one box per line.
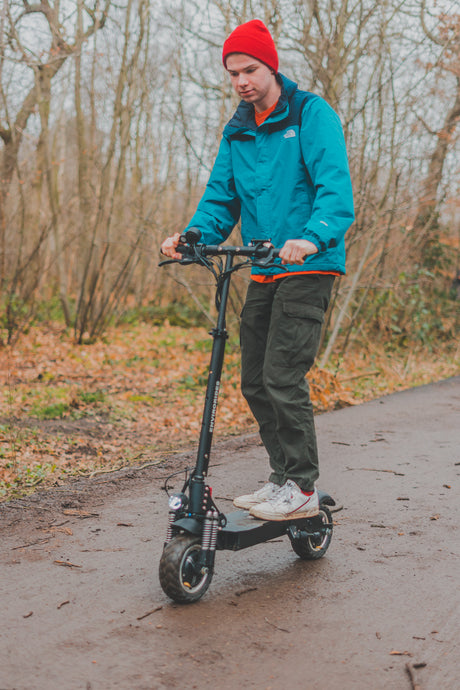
left=158, top=230, right=335, bottom=603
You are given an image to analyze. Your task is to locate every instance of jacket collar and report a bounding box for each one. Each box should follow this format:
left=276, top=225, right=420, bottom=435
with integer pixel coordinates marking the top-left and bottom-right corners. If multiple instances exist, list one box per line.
left=223, top=73, right=298, bottom=136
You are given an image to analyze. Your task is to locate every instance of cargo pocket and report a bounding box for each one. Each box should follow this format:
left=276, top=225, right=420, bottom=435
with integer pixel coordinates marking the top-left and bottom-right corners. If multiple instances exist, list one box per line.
left=282, top=303, right=325, bottom=324
left=270, top=301, right=325, bottom=372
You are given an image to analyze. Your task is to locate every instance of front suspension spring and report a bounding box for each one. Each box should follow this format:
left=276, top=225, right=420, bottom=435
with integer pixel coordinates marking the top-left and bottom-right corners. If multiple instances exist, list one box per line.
left=165, top=510, right=176, bottom=543
left=201, top=510, right=214, bottom=551
left=209, top=511, right=219, bottom=552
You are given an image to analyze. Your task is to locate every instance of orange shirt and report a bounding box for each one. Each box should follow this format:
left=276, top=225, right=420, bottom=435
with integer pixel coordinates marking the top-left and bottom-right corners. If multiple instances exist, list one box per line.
left=252, top=271, right=340, bottom=283
left=255, top=103, right=277, bottom=126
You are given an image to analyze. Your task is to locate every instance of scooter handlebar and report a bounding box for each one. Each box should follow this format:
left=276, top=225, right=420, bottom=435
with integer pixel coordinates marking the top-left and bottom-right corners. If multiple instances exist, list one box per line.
left=176, top=242, right=281, bottom=261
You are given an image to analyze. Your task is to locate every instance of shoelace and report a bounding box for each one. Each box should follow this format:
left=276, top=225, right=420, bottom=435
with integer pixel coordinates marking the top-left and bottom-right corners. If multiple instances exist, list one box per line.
left=276, top=480, right=313, bottom=505
left=275, top=480, right=297, bottom=503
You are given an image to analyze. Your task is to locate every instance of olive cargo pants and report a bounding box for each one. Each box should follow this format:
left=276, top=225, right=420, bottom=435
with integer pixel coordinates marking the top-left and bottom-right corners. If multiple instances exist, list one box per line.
left=240, top=274, right=335, bottom=492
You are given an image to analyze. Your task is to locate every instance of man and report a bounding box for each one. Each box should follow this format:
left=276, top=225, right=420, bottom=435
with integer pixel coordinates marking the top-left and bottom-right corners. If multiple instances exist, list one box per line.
left=161, top=19, right=354, bottom=521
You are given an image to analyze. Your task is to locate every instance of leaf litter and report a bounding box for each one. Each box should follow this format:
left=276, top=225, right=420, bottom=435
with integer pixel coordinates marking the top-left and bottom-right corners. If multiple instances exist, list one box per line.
left=0, top=322, right=457, bottom=498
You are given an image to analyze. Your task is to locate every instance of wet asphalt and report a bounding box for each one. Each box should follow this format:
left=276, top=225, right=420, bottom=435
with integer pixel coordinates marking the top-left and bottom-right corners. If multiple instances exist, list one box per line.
left=1, top=376, right=459, bottom=689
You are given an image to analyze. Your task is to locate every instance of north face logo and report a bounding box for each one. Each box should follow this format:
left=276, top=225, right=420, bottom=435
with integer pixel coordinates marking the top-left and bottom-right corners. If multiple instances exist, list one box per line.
left=284, top=129, right=296, bottom=139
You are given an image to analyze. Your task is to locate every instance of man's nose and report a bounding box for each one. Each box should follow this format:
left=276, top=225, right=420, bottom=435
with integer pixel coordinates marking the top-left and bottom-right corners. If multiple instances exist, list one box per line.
left=238, top=73, right=248, bottom=87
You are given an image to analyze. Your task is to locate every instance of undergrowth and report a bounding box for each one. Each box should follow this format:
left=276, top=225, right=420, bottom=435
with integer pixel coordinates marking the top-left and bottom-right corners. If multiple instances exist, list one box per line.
left=0, top=312, right=458, bottom=499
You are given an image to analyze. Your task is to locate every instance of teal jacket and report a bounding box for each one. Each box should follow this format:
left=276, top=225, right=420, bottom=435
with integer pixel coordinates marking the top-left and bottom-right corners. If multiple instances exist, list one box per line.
left=185, top=74, right=354, bottom=276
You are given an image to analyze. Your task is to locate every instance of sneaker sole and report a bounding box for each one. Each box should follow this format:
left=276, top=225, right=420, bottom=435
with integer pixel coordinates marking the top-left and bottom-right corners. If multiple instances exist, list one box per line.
left=249, top=506, right=320, bottom=521
left=233, top=488, right=283, bottom=510
left=232, top=498, right=257, bottom=510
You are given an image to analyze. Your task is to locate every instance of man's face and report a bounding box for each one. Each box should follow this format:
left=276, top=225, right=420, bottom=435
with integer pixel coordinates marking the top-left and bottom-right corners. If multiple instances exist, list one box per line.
left=226, top=54, right=277, bottom=111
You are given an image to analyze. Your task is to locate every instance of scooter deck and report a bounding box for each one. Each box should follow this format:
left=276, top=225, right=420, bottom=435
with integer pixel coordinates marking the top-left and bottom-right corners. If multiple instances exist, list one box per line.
left=216, top=510, right=322, bottom=551
left=216, top=491, right=335, bottom=551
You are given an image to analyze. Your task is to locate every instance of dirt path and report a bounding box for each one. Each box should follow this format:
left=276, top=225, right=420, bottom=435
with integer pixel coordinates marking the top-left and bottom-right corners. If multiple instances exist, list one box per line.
left=1, top=377, right=459, bottom=690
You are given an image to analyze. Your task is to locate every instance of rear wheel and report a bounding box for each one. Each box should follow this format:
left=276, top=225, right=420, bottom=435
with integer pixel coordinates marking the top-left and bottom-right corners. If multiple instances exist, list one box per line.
left=159, top=533, right=213, bottom=603
left=288, top=506, right=333, bottom=560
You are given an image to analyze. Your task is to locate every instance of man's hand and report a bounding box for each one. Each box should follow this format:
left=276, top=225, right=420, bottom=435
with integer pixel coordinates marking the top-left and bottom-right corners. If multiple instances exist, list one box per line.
left=279, top=239, right=318, bottom=265
left=160, top=232, right=182, bottom=260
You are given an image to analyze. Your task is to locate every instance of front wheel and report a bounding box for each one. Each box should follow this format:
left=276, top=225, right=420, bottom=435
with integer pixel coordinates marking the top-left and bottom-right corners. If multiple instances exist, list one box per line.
left=288, top=506, right=333, bottom=560
left=159, top=533, right=213, bottom=603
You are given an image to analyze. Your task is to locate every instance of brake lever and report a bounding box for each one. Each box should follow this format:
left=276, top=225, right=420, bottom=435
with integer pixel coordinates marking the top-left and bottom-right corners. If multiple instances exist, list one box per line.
left=252, top=246, right=280, bottom=267
left=254, top=261, right=281, bottom=271
left=159, top=240, right=200, bottom=267
left=158, top=256, right=197, bottom=267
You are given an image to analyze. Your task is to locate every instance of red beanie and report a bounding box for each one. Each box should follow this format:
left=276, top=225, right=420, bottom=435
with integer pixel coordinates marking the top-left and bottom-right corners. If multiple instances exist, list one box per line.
left=222, top=19, right=278, bottom=73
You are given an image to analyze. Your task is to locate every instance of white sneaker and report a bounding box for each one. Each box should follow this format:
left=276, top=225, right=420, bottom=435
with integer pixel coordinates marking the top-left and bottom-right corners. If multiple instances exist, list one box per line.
left=233, top=482, right=282, bottom=510
left=249, top=480, right=319, bottom=521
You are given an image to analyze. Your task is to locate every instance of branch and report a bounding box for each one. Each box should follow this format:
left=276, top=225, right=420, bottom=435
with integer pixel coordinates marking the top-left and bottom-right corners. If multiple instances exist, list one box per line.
left=83, top=0, right=111, bottom=38
left=413, top=112, right=437, bottom=136
left=21, top=1, right=47, bottom=14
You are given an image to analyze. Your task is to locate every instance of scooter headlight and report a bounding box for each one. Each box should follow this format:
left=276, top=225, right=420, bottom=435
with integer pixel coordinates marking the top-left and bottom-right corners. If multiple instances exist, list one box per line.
left=168, top=493, right=186, bottom=511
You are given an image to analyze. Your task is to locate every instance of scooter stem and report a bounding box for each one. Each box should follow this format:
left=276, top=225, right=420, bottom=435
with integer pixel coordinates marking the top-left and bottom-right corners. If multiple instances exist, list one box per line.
left=189, top=253, right=234, bottom=515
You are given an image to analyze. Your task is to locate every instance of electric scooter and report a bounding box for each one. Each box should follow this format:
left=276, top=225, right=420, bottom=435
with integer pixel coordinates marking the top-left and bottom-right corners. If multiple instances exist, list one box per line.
left=158, top=229, right=335, bottom=603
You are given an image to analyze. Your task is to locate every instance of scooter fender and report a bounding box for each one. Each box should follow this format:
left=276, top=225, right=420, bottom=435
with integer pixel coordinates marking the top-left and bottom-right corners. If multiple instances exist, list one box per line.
left=171, top=516, right=202, bottom=536
left=318, top=490, right=336, bottom=507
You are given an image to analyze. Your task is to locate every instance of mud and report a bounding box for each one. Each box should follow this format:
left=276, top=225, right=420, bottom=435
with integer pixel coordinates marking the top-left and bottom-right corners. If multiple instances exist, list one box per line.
left=1, top=377, right=459, bottom=689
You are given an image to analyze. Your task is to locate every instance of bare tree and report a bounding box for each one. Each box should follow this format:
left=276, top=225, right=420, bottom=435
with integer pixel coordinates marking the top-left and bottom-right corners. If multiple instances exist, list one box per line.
left=0, top=0, right=457, bottom=352
left=410, top=6, right=460, bottom=265
left=0, top=0, right=110, bottom=342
